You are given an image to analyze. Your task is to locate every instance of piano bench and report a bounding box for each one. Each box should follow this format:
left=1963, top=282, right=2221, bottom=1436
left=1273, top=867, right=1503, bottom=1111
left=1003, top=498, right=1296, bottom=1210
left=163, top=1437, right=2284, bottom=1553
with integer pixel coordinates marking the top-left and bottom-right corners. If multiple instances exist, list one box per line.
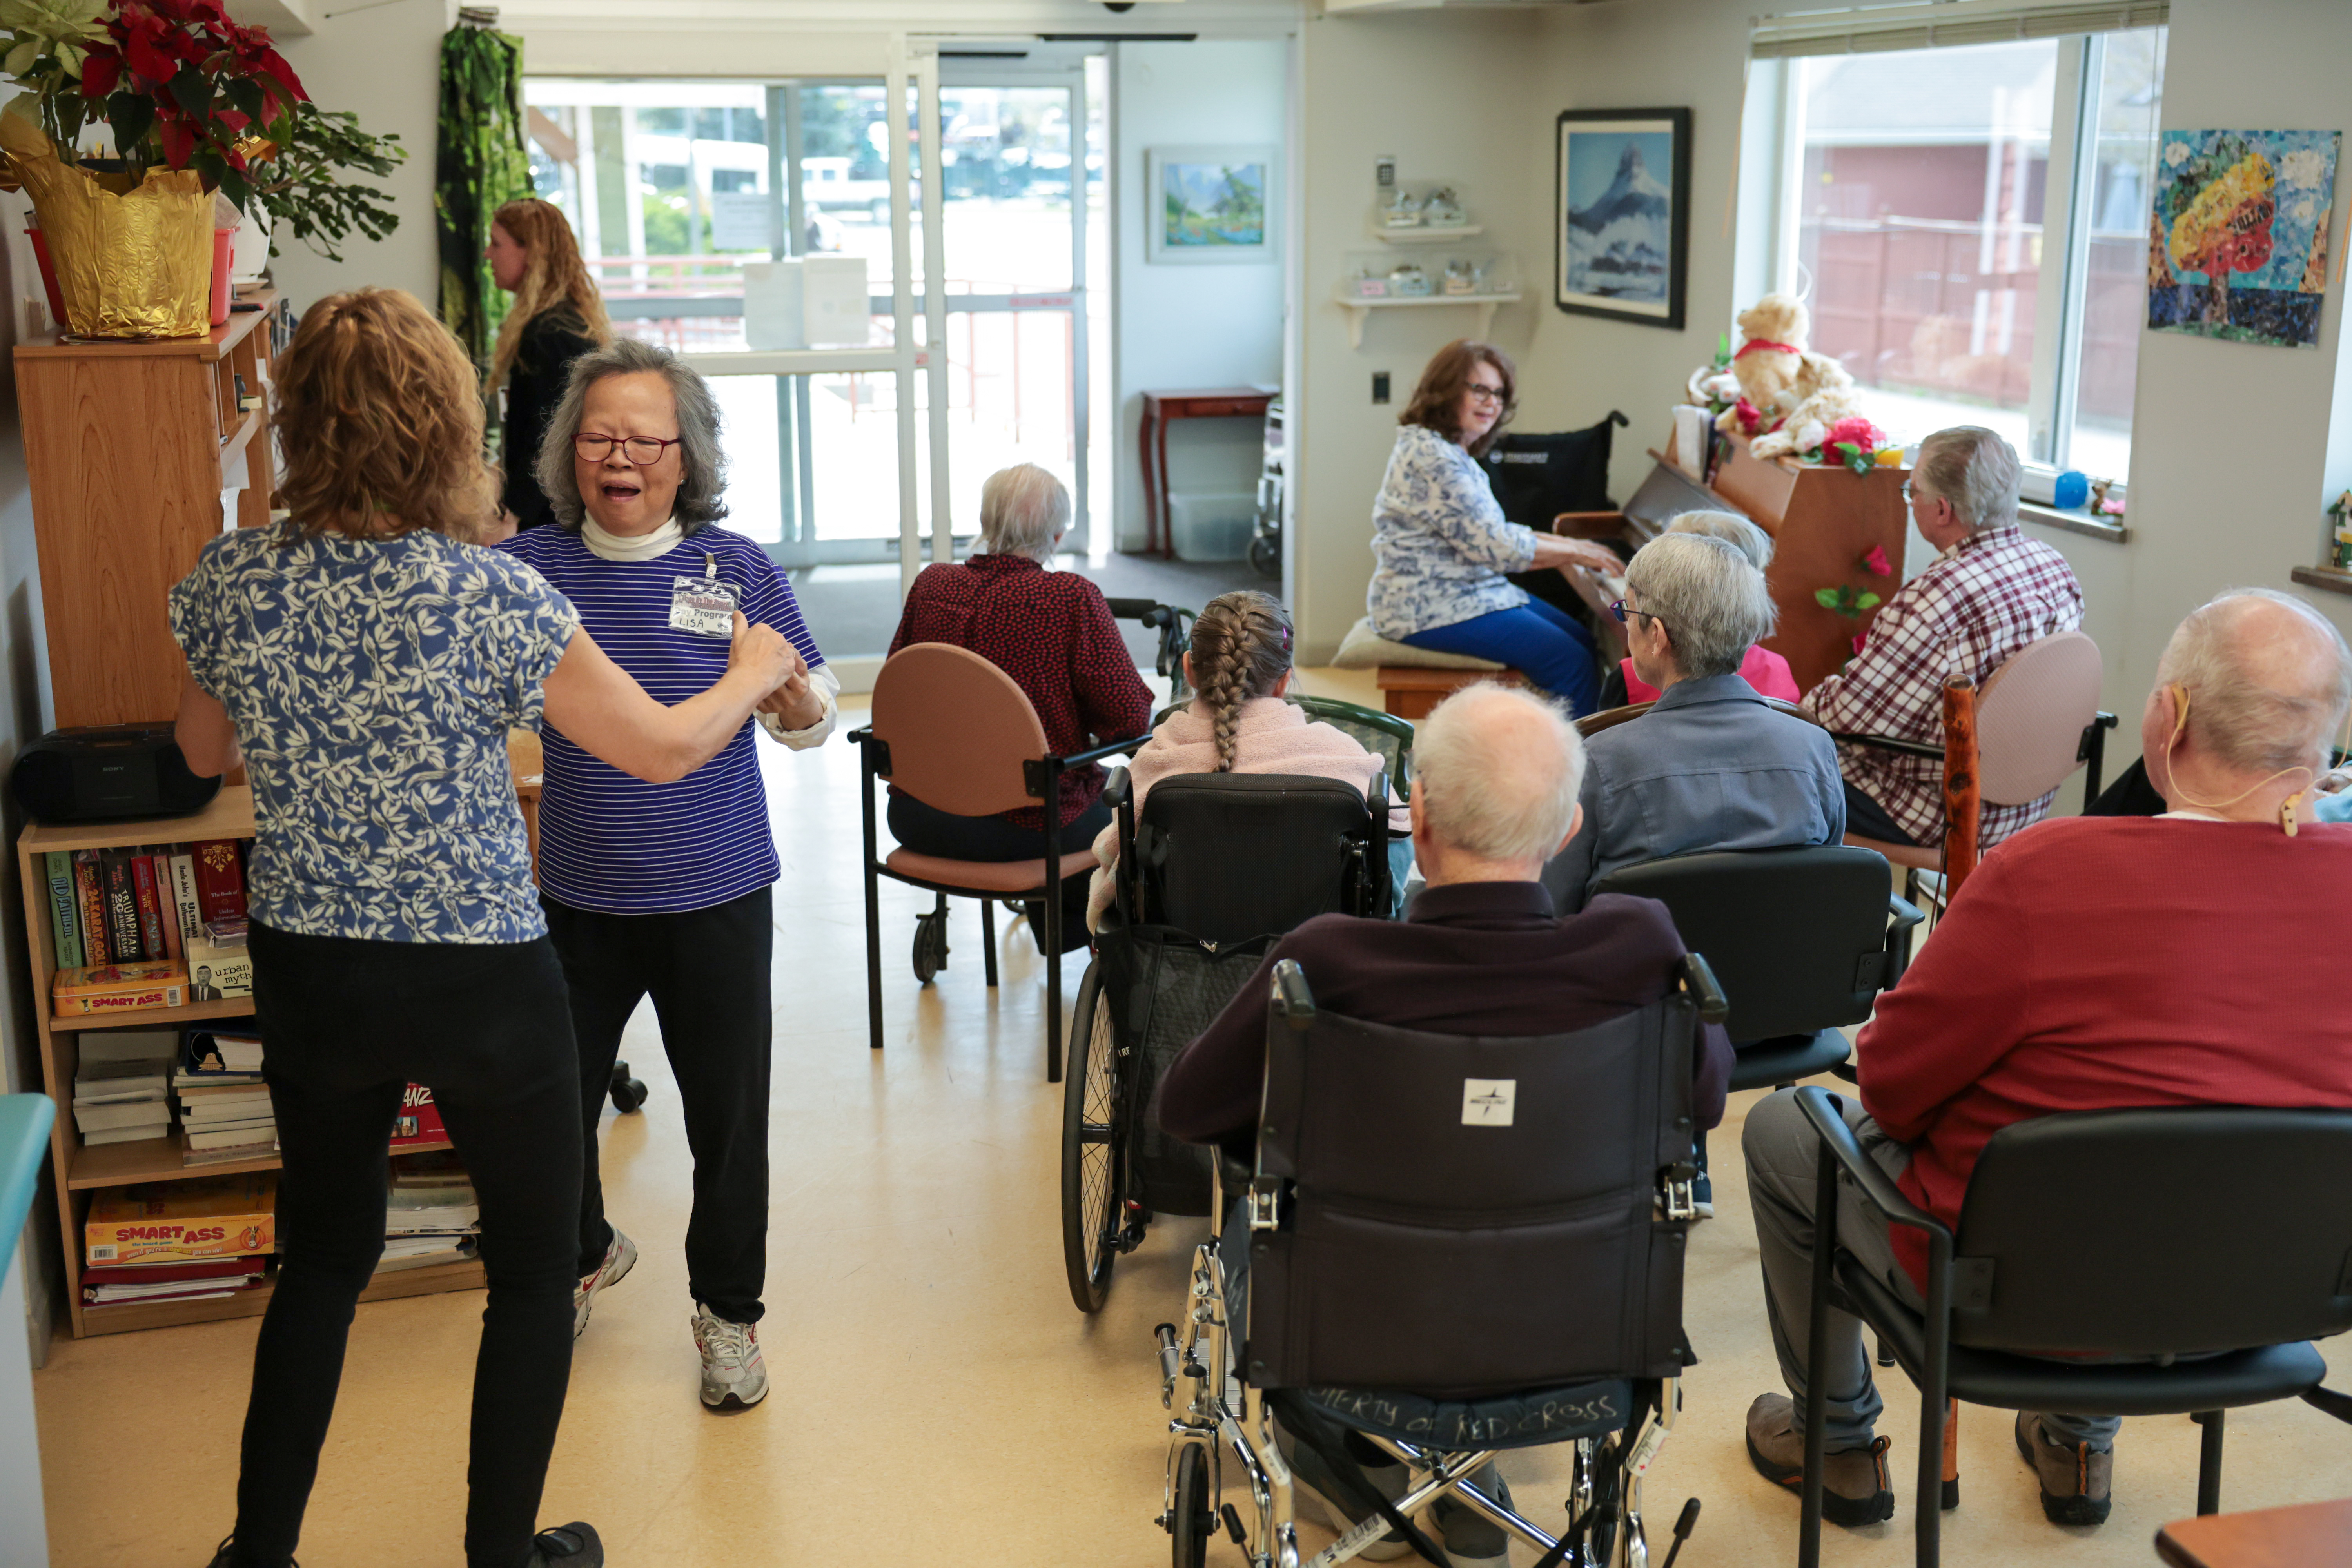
left=1375, top=664, right=1530, bottom=719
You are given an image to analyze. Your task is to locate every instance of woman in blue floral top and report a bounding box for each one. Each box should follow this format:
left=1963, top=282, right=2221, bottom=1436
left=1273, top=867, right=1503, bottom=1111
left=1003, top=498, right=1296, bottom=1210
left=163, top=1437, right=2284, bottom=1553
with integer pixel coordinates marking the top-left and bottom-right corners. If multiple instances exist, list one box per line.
left=169, top=289, right=797, bottom=1568
left=1368, top=341, right=1622, bottom=714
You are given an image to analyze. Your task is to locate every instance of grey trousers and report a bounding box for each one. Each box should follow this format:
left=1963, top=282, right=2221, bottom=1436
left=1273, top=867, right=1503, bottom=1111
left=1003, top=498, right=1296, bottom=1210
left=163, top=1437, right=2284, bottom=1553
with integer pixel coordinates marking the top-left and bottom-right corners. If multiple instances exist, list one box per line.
left=1742, top=1089, right=2120, bottom=1451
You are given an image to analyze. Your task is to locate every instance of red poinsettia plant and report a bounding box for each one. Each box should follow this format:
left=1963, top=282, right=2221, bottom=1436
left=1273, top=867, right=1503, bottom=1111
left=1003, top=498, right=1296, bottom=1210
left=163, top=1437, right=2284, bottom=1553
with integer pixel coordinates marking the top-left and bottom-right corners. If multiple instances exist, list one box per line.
left=3, top=0, right=305, bottom=211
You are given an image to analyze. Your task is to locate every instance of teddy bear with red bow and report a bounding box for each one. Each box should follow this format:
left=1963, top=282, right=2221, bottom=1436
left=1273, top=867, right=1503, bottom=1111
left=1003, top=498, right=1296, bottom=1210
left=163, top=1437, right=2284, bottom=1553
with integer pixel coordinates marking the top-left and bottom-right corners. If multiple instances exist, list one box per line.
left=1714, top=293, right=1869, bottom=462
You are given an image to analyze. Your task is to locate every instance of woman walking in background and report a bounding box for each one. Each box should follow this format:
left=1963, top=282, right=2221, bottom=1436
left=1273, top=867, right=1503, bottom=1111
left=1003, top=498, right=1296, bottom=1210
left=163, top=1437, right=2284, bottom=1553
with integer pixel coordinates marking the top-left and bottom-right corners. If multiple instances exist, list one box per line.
left=486, top=197, right=612, bottom=536
left=171, top=288, right=797, bottom=1568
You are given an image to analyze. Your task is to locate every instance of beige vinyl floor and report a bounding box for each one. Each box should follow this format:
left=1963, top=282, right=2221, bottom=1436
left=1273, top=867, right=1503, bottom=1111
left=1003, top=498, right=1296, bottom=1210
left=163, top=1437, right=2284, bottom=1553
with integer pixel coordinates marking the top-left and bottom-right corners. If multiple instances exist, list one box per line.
left=31, top=669, right=2352, bottom=1566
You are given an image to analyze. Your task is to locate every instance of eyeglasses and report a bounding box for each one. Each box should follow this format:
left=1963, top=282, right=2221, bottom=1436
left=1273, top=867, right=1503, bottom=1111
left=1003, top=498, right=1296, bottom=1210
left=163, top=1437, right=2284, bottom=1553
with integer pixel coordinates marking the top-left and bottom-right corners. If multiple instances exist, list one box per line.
left=575, top=432, right=682, bottom=466
left=1609, top=598, right=1667, bottom=632
left=1464, top=383, right=1506, bottom=407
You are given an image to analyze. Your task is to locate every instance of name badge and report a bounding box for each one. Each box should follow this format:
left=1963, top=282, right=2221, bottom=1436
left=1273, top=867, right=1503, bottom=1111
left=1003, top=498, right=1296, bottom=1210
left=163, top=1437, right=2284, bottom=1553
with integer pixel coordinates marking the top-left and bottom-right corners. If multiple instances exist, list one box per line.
left=668, top=575, right=738, bottom=638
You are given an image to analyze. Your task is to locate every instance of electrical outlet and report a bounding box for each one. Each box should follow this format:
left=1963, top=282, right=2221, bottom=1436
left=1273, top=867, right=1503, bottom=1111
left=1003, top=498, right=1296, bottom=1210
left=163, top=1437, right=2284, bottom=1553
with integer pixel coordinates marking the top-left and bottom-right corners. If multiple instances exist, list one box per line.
left=1375, top=154, right=1396, bottom=190
left=1372, top=371, right=1391, bottom=405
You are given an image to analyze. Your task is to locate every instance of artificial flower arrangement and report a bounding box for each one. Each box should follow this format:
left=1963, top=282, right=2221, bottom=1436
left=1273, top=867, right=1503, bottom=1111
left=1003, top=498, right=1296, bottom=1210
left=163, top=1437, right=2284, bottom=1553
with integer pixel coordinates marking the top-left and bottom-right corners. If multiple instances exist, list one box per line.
left=1809, top=415, right=1905, bottom=475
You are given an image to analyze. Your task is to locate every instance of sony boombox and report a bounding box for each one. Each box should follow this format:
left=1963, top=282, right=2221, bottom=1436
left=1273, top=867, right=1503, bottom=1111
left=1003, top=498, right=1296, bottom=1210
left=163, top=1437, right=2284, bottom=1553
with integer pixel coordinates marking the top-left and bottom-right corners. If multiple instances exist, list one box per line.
left=9, top=725, right=221, bottom=823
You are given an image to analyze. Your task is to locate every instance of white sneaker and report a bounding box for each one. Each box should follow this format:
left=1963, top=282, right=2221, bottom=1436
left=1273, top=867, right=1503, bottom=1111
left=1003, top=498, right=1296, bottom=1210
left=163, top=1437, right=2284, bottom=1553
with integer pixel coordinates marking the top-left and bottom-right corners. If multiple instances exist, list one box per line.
left=572, top=1230, right=637, bottom=1339
left=691, top=1303, right=769, bottom=1409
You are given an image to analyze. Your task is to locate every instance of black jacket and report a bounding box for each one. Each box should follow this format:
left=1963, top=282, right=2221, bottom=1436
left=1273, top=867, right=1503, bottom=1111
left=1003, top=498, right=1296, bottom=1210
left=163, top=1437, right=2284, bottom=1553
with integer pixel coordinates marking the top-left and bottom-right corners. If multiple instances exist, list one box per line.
left=501, top=307, right=599, bottom=531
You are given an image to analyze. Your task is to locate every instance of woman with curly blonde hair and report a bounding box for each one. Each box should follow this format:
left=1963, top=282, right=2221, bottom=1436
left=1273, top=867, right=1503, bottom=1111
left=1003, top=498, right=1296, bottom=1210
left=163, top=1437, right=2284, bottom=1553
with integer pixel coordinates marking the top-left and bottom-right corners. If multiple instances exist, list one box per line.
left=486, top=197, right=612, bottom=534
left=1085, top=591, right=1405, bottom=928
left=169, top=287, right=797, bottom=1568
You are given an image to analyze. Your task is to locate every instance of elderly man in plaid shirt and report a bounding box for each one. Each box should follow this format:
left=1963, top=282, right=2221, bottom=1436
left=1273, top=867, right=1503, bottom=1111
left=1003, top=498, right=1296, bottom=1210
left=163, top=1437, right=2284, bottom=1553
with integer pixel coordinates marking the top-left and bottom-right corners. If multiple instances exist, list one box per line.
left=1802, top=427, right=2083, bottom=848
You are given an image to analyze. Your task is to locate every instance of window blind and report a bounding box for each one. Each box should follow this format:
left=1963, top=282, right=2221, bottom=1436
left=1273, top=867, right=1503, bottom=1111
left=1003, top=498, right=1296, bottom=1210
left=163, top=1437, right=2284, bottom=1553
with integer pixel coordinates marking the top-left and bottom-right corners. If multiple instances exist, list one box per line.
left=1751, top=0, right=2167, bottom=58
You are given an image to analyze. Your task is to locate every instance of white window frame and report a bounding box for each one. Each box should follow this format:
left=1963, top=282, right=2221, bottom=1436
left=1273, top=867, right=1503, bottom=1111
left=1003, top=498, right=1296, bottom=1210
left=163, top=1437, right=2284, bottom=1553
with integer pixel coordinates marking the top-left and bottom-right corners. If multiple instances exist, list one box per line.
left=1742, top=25, right=2161, bottom=504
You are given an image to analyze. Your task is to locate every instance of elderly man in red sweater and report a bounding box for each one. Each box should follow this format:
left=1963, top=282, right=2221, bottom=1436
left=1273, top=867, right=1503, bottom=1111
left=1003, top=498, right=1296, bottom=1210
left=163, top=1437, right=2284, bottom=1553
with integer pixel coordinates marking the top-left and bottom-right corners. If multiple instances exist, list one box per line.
left=1742, top=588, right=2352, bottom=1531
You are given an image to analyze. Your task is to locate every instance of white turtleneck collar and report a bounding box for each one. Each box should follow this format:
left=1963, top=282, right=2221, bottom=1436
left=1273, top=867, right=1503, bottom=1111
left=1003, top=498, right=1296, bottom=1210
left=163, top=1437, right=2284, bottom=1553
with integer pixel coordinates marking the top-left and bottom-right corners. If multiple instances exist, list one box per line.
left=581, top=514, right=683, bottom=562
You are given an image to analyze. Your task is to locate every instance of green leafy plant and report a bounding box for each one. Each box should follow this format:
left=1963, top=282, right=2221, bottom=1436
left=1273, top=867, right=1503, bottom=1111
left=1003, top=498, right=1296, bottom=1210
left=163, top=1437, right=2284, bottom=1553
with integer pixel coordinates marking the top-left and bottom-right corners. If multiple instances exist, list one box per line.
left=247, top=101, right=403, bottom=261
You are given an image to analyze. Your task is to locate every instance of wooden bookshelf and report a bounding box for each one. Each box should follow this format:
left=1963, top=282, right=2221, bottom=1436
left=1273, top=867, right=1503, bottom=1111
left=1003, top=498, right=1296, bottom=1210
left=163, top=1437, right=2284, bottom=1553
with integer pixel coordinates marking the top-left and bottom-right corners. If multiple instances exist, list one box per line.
left=16, top=788, right=485, bottom=1338
left=14, top=285, right=282, bottom=731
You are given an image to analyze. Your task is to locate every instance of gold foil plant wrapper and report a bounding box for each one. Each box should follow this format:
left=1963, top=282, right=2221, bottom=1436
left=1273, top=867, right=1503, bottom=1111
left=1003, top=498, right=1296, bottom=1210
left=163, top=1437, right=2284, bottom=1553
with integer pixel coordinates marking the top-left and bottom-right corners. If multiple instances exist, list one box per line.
left=0, top=109, right=210, bottom=339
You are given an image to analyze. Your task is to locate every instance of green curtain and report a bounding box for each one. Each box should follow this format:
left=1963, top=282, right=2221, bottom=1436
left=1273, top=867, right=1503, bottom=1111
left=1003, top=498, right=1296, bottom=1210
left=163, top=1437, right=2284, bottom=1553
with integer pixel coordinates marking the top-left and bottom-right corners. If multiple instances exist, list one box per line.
left=435, top=24, right=534, bottom=368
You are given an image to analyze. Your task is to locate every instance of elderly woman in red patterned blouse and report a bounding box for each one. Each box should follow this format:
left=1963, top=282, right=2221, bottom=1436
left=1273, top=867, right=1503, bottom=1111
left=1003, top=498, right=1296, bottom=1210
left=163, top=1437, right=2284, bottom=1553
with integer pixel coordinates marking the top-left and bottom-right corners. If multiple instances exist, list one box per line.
left=886, top=463, right=1155, bottom=951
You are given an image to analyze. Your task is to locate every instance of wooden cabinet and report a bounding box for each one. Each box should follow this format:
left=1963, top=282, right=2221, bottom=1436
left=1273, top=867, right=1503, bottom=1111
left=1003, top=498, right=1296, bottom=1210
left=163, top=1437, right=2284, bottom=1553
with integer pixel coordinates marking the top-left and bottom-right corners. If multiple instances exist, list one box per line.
left=14, top=290, right=279, bottom=730
left=16, top=790, right=486, bottom=1338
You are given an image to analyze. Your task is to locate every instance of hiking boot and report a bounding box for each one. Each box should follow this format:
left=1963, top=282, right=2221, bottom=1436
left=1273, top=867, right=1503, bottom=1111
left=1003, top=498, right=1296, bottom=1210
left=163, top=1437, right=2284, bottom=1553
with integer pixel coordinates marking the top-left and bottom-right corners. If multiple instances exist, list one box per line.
left=572, top=1229, right=637, bottom=1339
left=1745, top=1392, right=1895, bottom=1527
left=2014, top=1411, right=2112, bottom=1526
left=691, top=1303, right=770, bottom=1409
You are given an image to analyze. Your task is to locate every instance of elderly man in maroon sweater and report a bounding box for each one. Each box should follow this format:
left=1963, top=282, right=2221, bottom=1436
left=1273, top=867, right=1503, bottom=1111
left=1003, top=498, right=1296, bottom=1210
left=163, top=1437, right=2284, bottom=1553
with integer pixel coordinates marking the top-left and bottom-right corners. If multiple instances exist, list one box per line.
left=1743, top=588, right=2352, bottom=1532
left=1160, top=681, right=1732, bottom=1567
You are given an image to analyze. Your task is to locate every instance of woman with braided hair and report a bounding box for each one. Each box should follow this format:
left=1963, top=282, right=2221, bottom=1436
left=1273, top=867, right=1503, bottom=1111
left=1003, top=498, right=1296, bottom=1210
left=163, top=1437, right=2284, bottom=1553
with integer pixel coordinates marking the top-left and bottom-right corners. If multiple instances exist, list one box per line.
left=1085, top=591, right=1406, bottom=929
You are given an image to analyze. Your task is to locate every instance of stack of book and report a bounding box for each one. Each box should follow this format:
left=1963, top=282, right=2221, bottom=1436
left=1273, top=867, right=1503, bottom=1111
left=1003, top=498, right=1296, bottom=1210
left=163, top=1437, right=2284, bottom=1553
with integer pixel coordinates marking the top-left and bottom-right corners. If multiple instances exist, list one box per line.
left=177, top=1028, right=272, bottom=1165
left=71, top=1030, right=178, bottom=1149
left=82, top=1172, right=276, bottom=1307
left=39, top=837, right=247, bottom=978
left=381, top=1151, right=479, bottom=1273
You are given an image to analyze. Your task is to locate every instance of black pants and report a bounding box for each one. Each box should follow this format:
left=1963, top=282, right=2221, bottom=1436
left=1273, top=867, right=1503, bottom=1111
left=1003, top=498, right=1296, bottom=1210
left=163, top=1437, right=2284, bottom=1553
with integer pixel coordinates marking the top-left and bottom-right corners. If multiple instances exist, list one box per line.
left=543, top=886, right=774, bottom=1324
left=887, top=791, right=1111, bottom=954
left=238, top=923, right=582, bottom=1568
left=1841, top=780, right=1920, bottom=846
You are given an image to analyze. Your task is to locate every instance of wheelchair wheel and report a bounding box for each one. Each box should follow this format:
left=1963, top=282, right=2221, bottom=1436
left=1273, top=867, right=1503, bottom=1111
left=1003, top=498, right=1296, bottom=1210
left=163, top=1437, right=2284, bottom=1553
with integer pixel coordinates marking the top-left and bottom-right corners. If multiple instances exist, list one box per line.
left=1060, top=960, right=1124, bottom=1313
left=1167, top=1441, right=1215, bottom=1568
left=911, top=909, right=949, bottom=985
left=608, top=1061, right=648, bottom=1114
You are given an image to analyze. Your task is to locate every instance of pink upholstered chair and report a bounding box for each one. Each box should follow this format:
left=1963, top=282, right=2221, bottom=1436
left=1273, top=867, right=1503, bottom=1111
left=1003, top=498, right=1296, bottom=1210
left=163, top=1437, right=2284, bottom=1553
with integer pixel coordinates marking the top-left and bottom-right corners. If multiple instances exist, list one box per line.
left=852, top=642, right=1143, bottom=1083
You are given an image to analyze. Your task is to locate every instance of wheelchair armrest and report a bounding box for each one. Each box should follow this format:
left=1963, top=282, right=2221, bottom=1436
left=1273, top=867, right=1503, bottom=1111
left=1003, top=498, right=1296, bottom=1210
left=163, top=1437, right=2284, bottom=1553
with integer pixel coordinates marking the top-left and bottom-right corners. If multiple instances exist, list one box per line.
left=1105, top=597, right=1167, bottom=623
left=1792, top=1086, right=1950, bottom=1244
left=1679, top=951, right=1730, bottom=1025
left=1831, top=731, right=1944, bottom=761
left=1101, top=767, right=1132, bottom=811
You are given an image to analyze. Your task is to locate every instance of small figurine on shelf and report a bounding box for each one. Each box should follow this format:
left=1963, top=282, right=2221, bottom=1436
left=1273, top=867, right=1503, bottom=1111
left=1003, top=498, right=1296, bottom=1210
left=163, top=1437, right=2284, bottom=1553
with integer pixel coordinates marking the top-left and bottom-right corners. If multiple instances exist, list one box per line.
left=1380, top=187, right=1424, bottom=229
left=1442, top=257, right=1485, bottom=296
left=2090, top=477, right=2127, bottom=518
left=2330, top=490, right=2352, bottom=569
left=1423, top=186, right=1468, bottom=227
left=1388, top=262, right=1432, bottom=297
left=1350, top=267, right=1389, bottom=299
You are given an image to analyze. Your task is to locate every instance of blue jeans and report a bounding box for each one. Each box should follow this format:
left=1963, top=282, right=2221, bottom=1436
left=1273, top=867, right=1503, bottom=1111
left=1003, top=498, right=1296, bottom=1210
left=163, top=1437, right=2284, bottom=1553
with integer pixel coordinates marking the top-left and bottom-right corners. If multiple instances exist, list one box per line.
left=1401, top=598, right=1601, bottom=717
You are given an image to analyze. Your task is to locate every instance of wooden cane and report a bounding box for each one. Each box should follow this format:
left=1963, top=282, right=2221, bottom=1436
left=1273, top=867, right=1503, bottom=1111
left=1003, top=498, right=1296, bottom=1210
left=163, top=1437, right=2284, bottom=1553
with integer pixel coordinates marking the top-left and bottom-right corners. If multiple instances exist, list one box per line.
left=1940, top=676, right=1981, bottom=897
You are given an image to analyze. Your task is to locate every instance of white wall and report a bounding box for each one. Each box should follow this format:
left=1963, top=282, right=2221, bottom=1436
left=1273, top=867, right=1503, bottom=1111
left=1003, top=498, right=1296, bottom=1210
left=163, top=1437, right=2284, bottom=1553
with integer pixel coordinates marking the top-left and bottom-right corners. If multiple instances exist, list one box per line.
left=269, top=0, right=449, bottom=312
left=1112, top=40, right=1289, bottom=552
left=1290, top=8, right=1542, bottom=659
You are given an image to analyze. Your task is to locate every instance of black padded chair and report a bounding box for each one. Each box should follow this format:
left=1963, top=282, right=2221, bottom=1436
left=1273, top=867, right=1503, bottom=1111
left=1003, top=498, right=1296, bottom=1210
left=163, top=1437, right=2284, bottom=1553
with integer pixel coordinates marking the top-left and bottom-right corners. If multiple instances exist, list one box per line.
left=1593, top=846, right=1923, bottom=1091
left=1155, top=953, right=1726, bottom=1567
left=1789, top=1087, right=2352, bottom=1568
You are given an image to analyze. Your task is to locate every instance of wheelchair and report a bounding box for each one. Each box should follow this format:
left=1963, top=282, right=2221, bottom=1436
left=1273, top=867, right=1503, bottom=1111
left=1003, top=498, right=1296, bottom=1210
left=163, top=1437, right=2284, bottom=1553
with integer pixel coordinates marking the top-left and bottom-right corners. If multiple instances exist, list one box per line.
left=1061, top=766, right=1395, bottom=1314
left=1154, top=955, right=1722, bottom=1568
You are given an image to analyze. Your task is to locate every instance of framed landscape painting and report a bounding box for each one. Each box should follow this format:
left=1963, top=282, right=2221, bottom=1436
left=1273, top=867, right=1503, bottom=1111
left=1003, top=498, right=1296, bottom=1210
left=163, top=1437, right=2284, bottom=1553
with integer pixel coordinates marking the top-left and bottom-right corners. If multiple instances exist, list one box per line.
left=1147, top=145, right=1276, bottom=265
left=1555, top=107, right=1691, bottom=329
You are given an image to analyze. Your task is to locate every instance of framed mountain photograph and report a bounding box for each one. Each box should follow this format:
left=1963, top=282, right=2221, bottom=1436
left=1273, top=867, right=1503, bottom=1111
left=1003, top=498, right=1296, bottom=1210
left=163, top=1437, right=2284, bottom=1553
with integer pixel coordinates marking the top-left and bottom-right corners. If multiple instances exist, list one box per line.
left=1555, top=108, right=1691, bottom=329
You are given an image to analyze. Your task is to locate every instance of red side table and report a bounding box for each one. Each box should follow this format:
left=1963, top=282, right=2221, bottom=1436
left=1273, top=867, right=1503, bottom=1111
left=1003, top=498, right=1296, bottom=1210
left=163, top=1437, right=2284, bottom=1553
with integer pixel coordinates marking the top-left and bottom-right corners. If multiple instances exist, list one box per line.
left=1139, top=386, right=1274, bottom=558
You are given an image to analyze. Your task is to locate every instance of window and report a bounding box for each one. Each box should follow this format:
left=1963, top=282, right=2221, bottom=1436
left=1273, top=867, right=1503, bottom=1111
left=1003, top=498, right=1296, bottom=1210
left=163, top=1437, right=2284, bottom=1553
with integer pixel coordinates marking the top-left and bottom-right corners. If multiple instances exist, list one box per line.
left=1763, top=25, right=2166, bottom=485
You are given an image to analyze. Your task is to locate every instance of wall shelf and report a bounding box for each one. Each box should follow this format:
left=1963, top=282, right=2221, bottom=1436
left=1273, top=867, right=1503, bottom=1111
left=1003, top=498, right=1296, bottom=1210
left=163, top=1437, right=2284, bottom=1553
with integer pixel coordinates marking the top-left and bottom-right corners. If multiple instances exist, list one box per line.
left=1334, top=290, right=1523, bottom=348
left=2292, top=564, right=2352, bottom=598
left=1367, top=223, right=1486, bottom=244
